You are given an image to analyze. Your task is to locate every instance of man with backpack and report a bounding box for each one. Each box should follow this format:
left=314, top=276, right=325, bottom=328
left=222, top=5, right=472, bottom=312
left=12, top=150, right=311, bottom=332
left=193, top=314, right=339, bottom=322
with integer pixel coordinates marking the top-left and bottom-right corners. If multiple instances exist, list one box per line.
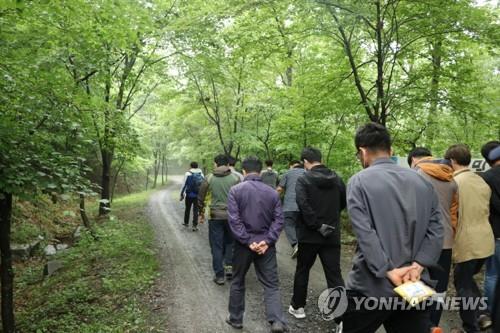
left=180, top=161, right=204, bottom=231
left=198, top=154, right=240, bottom=285
left=261, top=160, right=279, bottom=188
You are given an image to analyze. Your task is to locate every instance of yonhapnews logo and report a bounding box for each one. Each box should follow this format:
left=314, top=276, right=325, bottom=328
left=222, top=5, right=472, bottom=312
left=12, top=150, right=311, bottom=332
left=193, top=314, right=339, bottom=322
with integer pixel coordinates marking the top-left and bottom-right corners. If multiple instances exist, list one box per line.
left=318, top=286, right=348, bottom=321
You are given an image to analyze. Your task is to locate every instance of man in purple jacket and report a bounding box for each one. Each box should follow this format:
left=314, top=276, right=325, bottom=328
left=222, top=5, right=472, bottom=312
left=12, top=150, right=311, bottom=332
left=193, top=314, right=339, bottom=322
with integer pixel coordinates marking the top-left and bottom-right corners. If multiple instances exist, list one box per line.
left=226, top=156, right=287, bottom=333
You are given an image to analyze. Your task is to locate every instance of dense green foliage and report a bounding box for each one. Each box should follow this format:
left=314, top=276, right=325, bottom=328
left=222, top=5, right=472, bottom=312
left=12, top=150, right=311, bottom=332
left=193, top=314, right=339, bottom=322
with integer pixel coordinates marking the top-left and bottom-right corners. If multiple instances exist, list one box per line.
left=157, top=0, right=499, bottom=177
left=0, top=1, right=498, bottom=331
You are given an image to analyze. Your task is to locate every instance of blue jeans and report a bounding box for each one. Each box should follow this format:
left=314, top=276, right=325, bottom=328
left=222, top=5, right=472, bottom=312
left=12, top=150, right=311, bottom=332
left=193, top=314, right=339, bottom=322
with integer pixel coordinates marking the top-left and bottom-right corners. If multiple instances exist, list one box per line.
left=208, top=219, right=234, bottom=278
left=484, top=239, right=500, bottom=311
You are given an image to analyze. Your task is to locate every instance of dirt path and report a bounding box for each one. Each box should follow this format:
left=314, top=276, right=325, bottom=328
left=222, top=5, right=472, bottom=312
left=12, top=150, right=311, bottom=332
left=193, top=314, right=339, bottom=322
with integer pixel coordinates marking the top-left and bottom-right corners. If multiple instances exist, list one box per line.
left=147, top=176, right=469, bottom=333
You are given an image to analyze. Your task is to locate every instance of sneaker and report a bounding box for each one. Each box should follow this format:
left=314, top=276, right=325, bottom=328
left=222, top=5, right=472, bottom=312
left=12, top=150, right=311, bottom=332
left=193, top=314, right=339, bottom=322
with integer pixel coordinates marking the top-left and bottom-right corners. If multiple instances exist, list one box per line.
left=182, top=223, right=188, bottom=227
left=225, top=265, right=233, bottom=280
left=270, top=321, right=287, bottom=333
left=291, top=244, right=298, bottom=259
left=225, top=316, right=243, bottom=329
left=192, top=226, right=198, bottom=232
left=478, top=314, right=492, bottom=330
left=288, top=305, right=306, bottom=319
left=213, top=276, right=225, bottom=285
left=430, top=327, right=443, bottom=333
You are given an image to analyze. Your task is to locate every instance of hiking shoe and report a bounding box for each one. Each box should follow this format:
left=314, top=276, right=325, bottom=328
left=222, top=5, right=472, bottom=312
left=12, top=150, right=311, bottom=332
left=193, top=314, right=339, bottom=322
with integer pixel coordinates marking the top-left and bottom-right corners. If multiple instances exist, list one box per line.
left=430, top=327, right=443, bottom=333
left=225, top=316, right=243, bottom=329
left=291, top=244, right=298, bottom=259
left=478, top=314, right=492, bottom=330
left=213, top=276, right=225, bottom=285
left=192, top=226, right=198, bottom=232
left=225, top=265, right=233, bottom=280
left=270, top=321, right=287, bottom=332
left=288, top=305, right=306, bottom=319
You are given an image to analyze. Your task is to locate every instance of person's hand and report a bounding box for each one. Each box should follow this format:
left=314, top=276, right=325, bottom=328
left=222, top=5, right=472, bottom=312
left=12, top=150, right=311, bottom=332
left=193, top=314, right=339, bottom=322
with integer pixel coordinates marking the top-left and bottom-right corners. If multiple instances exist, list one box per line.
left=386, top=266, right=414, bottom=286
left=257, top=243, right=269, bottom=255
left=249, top=242, right=259, bottom=252
left=255, top=241, right=268, bottom=255
left=249, top=241, right=269, bottom=255
left=403, top=262, right=424, bottom=283
left=198, top=215, right=205, bottom=224
left=180, top=194, right=185, bottom=201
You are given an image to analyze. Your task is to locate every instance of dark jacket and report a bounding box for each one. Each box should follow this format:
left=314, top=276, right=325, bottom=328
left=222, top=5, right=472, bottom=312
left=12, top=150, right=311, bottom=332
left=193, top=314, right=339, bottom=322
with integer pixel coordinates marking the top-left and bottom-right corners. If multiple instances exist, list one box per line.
left=295, top=165, right=346, bottom=244
left=227, top=174, right=284, bottom=246
left=482, top=165, right=500, bottom=239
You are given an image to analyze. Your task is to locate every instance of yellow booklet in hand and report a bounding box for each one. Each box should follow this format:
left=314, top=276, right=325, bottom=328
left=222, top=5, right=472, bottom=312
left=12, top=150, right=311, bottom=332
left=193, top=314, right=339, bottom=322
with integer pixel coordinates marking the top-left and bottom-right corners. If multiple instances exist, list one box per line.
left=394, top=281, right=435, bottom=307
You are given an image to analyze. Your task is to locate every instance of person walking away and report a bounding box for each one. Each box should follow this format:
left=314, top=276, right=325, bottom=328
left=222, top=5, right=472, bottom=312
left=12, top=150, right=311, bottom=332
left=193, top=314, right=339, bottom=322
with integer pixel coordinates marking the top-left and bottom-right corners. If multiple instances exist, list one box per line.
left=180, top=162, right=204, bottom=231
left=198, top=154, right=240, bottom=285
left=226, top=156, right=287, bottom=333
left=408, top=147, right=459, bottom=331
left=479, top=141, right=500, bottom=330
left=277, top=160, right=305, bottom=258
left=445, top=144, right=494, bottom=333
left=288, top=147, right=346, bottom=320
left=261, top=160, right=279, bottom=188
left=340, top=123, right=443, bottom=333
left=228, top=156, right=245, bottom=182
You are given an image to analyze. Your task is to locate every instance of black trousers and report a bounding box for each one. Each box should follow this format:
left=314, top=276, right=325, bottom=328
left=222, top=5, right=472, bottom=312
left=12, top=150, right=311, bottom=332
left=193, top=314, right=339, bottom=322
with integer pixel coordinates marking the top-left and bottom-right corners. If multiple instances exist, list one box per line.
left=429, top=249, right=452, bottom=327
left=454, top=258, right=487, bottom=333
left=341, top=291, right=431, bottom=333
left=291, top=243, right=344, bottom=308
left=183, top=196, right=198, bottom=226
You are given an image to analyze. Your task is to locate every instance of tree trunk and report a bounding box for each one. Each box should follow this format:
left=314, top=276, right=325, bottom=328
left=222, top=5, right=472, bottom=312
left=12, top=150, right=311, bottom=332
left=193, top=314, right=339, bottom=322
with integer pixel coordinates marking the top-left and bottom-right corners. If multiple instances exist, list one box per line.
left=0, top=192, right=15, bottom=333
left=164, top=160, right=168, bottom=183
left=111, top=158, right=125, bottom=203
left=145, top=168, right=150, bottom=190
left=79, top=193, right=91, bottom=229
left=152, top=152, right=159, bottom=189
left=161, top=153, right=165, bottom=186
left=123, top=172, right=131, bottom=194
left=426, top=39, right=442, bottom=146
left=99, top=150, right=112, bottom=215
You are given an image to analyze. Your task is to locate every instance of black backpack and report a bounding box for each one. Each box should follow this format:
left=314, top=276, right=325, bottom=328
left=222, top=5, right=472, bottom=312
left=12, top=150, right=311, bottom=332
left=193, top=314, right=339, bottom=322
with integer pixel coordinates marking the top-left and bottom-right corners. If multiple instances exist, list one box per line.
left=186, top=172, right=204, bottom=194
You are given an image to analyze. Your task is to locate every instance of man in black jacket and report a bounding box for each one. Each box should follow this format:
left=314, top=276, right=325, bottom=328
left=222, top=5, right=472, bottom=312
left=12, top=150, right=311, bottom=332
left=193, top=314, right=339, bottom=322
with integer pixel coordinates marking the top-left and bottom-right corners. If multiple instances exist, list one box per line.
left=288, top=147, right=346, bottom=319
left=481, top=141, right=500, bottom=325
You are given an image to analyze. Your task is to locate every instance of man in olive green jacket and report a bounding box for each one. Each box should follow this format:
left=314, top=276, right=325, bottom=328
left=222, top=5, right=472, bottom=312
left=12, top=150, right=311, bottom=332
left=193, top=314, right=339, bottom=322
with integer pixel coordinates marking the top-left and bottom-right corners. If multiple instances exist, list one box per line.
left=198, top=154, right=240, bottom=285
left=445, top=144, right=494, bottom=333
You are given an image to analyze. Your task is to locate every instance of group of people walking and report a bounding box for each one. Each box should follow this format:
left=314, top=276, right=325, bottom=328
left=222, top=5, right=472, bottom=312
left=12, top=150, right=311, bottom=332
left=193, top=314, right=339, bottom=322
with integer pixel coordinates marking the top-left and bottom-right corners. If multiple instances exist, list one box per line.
left=179, top=122, right=500, bottom=333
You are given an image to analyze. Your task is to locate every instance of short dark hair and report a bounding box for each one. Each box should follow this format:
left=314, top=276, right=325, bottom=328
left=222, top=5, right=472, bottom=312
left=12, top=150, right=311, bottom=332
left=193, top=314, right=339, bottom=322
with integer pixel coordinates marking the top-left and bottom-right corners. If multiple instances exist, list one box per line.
left=355, top=122, right=391, bottom=152
left=407, top=147, right=432, bottom=167
left=289, top=159, right=301, bottom=166
left=214, top=154, right=229, bottom=167
left=301, top=147, right=322, bottom=163
left=481, top=141, right=500, bottom=165
left=265, top=160, right=273, bottom=167
left=242, top=156, right=262, bottom=174
left=190, top=161, right=199, bottom=169
left=444, top=144, right=471, bottom=166
left=227, top=156, right=237, bottom=167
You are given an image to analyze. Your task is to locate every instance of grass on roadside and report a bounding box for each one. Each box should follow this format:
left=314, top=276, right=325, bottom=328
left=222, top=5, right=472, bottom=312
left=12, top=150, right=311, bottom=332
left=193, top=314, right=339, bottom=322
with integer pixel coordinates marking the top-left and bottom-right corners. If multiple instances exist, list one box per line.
left=15, top=190, right=161, bottom=333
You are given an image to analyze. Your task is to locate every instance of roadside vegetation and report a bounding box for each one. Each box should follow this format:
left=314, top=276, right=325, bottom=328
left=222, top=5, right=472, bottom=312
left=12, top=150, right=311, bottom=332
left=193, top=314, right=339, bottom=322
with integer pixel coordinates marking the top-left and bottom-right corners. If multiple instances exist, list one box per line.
left=10, top=191, right=161, bottom=333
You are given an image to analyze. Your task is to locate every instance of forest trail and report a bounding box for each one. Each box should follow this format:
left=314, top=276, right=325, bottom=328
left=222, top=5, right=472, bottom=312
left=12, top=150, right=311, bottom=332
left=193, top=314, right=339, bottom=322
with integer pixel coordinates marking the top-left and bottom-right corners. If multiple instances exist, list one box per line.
left=146, top=176, right=465, bottom=333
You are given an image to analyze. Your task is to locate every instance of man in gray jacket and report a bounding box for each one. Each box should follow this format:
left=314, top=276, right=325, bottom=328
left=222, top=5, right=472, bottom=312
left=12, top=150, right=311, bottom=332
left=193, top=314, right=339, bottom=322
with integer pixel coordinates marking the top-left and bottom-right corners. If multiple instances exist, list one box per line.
left=341, top=123, right=443, bottom=333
